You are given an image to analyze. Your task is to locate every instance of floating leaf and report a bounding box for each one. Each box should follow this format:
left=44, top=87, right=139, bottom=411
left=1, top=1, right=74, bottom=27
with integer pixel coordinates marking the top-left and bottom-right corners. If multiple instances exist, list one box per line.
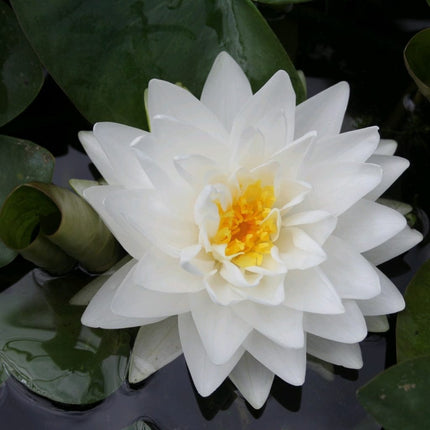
left=0, top=182, right=122, bottom=273
left=0, top=2, right=44, bottom=127
left=397, top=259, right=430, bottom=362
left=0, top=362, right=8, bottom=386
left=0, top=269, right=130, bottom=404
left=404, top=28, right=430, bottom=100
left=0, top=135, right=55, bottom=267
left=357, top=355, right=430, bottom=430
left=10, top=0, right=305, bottom=130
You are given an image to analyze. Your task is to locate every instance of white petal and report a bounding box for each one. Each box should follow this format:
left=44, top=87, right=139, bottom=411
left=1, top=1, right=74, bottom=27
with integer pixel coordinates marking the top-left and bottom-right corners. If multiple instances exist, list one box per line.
left=304, top=300, right=367, bottom=343
left=129, top=317, right=182, bottom=383
left=307, top=126, right=380, bottom=164
left=374, top=139, right=398, bottom=156
left=283, top=268, right=344, bottom=314
left=104, top=189, right=197, bottom=257
left=307, top=334, right=363, bottom=369
left=276, top=180, right=311, bottom=212
left=282, top=210, right=336, bottom=246
left=232, top=301, right=304, bottom=348
left=92, top=122, right=151, bottom=188
left=231, top=70, right=296, bottom=158
left=180, top=245, right=215, bottom=276
left=148, top=79, right=228, bottom=142
left=357, top=268, right=405, bottom=315
left=81, top=259, right=162, bottom=328
left=363, top=226, right=423, bottom=265
left=366, top=155, right=409, bottom=200
left=244, top=331, right=306, bottom=386
left=78, top=131, right=117, bottom=185
left=295, top=82, right=349, bottom=139
left=235, top=274, right=286, bottom=306
left=205, top=270, right=245, bottom=306
left=321, top=236, right=381, bottom=300
left=302, top=162, right=382, bottom=216
left=70, top=256, right=132, bottom=306
left=133, top=248, right=206, bottom=293
left=83, top=185, right=149, bottom=259
left=220, top=260, right=262, bottom=288
left=365, top=315, right=389, bottom=332
left=270, top=131, right=315, bottom=180
left=229, top=352, right=274, bottom=409
left=190, top=292, right=251, bottom=364
left=111, top=263, right=190, bottom=318
left=200, top=52, right=252, bottom=131
left=178, top=312, right=243, bottom=397
left=335, top=199, right=406, bottom=252
left=277, top=227, right=327, bottom=270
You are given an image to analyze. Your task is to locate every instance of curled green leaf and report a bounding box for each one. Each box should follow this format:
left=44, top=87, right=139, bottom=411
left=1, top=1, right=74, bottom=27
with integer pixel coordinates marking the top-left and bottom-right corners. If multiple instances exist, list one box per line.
left=396, top=259, right=430, bottom=362
left=357, top=355, right=430, bottom=430
left=404, top=28, right=430, bottom=100
left=0, top=183, right=122, bottom=273
left=0, top=2, right=44, bottom=127
left=0, top=135, right=55, bottom=267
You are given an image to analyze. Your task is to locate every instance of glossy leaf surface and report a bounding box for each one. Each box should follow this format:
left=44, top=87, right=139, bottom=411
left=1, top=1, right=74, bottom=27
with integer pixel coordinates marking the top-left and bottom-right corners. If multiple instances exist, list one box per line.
left=357, top=355, right=430, bottom=430
left=0, top=2, right=44, bottom=127
left=10, top=0, right=304, bottom=130
left=404, top=28, right=430, bottom=100
left=397, top=259, right=430, bottom=362
left=0, top=269, right=130, bottom=404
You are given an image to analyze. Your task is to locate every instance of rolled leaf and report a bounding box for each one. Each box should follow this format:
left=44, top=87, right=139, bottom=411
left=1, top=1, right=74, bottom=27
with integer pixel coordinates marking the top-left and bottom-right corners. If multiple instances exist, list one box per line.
left=10, top=0, right=305, bottom=130
left=0, top=183, right=122, bottom=273
left=404, top=28, right=430, bottom=100
left=0, top=2, right=44, bottom=127
left=397, top=259, right=430, bottom=362
left=0, top=270, right=130, bottom=404
left=0, top=135, right=55, bottom=267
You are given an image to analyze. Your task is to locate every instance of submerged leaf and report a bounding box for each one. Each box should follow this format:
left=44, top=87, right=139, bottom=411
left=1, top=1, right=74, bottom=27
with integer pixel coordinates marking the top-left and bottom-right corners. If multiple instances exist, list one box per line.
left=0, top=183, right=122, bottom=273
left=397, top=259, right=430, bottom=362
left=357, top=355, right=430, bottom=430
left=10, top=0, right=305, bottom=129
left=0, top=2, right=44, bottom=127
left=0, top=269, right=130, bottom=404
left=404, top=28, right=430, bottom=100
left=0, top=135, right=55, bottom=268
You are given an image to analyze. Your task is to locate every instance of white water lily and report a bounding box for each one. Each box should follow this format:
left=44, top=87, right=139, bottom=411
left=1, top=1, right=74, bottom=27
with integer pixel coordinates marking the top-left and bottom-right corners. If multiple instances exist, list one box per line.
left=78, top=52, right=422, bottom=409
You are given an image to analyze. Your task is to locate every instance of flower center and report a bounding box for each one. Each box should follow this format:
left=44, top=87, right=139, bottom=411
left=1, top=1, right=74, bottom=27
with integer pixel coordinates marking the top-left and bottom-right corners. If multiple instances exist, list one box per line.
left=212, top=180, right=277, bottom=268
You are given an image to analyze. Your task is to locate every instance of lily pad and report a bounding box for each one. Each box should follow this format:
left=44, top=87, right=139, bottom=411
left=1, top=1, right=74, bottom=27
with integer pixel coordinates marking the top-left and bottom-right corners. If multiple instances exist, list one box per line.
left=357, top=355, right=430, bottom=430
left=404, top=28, right=430, bottom=100
left=396, top=259, right=430, bottom=362
left=256, top=0, right=312, bottom=4
left=0, top=269, right=130, bottom=404
left=0, top=135, right=55, bottom=268
left=0, top=182, right=122, bottom=273
left=0, top=362, right=8, bottom=386
left=122, top=420, right=153, bottom=430
left=10, top=0, right=305, bottom=130
left=0, top=2, right=44, bottom=127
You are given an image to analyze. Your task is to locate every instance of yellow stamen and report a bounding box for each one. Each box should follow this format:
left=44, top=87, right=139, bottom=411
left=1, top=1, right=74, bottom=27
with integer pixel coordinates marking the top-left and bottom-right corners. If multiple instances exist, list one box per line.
left=212, top=180, right=277, bottom=268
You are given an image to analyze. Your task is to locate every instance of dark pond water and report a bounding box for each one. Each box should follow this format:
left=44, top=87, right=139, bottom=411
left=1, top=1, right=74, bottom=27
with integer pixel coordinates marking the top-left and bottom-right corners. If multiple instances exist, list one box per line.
left=1, top=1, right=429, bottom=429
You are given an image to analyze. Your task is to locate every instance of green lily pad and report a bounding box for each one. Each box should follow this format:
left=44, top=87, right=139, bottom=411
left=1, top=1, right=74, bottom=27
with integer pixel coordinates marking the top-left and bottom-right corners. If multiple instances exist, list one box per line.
left=0, top=269, right=130, bottom=404
left=0, top=182, right=122, bottom=273
left=0, top=2, right=44, bottom=127
left=396, top=259, right=430, bottom=362
left=404, top=28, right=430, bottom=100
left=0, top=135, right=55, bottom=268
left=10, top=0, right=305, bottom=130
left=0, top=362, right=8, bottom=386
left=357, top=355, right=430, bottom=430
left=256, top=0, right=312, bottom=4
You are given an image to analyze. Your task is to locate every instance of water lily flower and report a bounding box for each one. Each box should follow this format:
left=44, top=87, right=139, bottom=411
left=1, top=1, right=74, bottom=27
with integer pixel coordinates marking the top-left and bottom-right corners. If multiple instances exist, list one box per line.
left=78, top=52, right=422, bottom=409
